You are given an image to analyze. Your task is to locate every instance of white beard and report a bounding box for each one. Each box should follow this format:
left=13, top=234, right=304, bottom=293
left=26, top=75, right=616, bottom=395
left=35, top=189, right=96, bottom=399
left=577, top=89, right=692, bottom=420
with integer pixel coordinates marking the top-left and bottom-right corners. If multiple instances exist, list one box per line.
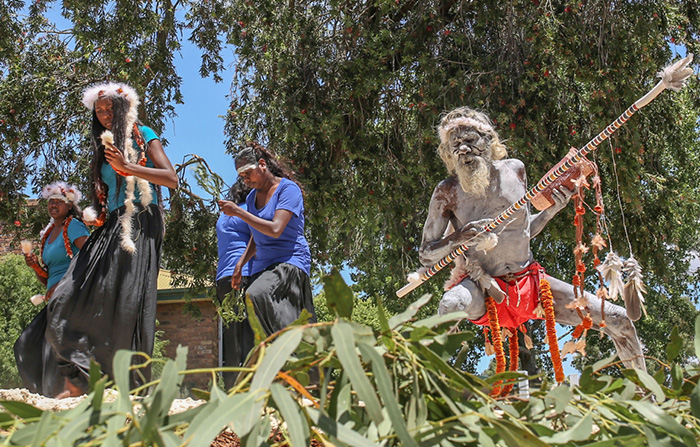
left=455, top=157, right=491, bottom=196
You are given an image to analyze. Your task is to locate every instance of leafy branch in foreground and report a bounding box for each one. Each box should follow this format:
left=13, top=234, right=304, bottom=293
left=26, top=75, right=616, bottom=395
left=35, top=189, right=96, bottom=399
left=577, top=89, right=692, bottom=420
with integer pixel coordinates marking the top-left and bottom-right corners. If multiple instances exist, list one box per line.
left=1, top=271, right=700, bottom=445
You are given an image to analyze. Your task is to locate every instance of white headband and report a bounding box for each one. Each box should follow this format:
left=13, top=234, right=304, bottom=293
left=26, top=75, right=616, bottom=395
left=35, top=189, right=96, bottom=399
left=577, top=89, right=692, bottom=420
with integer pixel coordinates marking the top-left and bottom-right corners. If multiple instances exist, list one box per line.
left=237, top=163, right=258, bottom=174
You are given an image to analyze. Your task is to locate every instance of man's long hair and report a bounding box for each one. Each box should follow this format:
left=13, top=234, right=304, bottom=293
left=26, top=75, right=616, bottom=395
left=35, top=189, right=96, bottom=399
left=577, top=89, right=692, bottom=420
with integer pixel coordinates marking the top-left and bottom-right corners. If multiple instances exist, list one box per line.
left=436, top=106, right=507, bottom=175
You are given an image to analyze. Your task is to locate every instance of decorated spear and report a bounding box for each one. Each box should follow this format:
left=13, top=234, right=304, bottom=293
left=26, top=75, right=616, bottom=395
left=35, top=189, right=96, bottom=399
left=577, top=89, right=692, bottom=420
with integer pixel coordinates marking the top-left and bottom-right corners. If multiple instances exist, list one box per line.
left=397, top=54, right=695, bottom=298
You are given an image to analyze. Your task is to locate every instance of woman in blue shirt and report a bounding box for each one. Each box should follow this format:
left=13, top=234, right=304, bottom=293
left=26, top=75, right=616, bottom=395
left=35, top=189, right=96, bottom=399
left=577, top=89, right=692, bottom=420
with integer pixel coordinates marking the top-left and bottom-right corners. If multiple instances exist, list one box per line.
left=45, top=82, right=178, bottom=398
left=218, top=143, right=316, bottom=338
left=15, top=182, right=90, bottom=397
left=216, top=179, right=254, bottom=388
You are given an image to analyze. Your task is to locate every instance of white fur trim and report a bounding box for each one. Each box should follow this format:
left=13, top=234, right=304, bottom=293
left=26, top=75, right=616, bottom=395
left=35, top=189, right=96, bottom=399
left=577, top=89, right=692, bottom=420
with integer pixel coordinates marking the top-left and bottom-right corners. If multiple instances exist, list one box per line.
left=100, top=130, right=114, bottom=146
left=84, top=83, right=149, bottom=253
left=119, top=176, right=137, bottom=253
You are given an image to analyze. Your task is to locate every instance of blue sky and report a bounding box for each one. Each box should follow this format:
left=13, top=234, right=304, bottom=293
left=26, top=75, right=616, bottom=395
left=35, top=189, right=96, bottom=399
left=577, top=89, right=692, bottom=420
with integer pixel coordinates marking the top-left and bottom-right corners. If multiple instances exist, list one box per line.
left=159, top=42, right=238, bottom=199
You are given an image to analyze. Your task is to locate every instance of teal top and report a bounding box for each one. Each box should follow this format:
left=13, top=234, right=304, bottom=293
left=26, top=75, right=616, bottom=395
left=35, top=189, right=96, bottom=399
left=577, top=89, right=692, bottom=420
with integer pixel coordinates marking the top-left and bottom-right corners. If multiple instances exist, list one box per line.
left=42, top=219, right=90, bottom=290
left=101, top=125, right=159, bottom=213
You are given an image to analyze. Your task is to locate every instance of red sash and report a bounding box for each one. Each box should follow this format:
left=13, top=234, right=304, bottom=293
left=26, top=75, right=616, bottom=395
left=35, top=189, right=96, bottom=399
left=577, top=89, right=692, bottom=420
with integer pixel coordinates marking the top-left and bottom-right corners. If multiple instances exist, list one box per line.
left=470, top=262, right=545, bottom=328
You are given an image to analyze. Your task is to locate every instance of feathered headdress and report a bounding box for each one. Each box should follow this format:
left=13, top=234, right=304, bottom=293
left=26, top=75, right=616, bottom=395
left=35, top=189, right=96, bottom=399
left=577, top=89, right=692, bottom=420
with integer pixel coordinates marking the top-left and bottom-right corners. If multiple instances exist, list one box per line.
left=40, top=181, right=83, bottom=240
left=41, top=181, right=82, bottom=208
left=81, top=82, right=152, bottom=253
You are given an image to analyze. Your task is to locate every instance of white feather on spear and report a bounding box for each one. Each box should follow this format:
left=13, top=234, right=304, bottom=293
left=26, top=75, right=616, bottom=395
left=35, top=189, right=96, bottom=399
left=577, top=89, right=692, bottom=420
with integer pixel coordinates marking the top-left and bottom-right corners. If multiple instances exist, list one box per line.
left=597, top=252, right=624, bottom=301
left=622, top=256, right=647, bottom=321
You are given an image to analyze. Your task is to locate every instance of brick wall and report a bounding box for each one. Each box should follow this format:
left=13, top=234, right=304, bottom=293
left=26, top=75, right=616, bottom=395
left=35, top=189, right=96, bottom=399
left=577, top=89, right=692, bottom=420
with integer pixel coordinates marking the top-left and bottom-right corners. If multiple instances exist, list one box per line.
left=156, top=300, right=220, bottom=391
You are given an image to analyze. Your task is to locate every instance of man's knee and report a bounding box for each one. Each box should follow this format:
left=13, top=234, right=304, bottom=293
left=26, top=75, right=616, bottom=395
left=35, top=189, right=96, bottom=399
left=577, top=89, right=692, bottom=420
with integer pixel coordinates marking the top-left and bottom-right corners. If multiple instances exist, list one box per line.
left=438, top=283, right=486, bottom=320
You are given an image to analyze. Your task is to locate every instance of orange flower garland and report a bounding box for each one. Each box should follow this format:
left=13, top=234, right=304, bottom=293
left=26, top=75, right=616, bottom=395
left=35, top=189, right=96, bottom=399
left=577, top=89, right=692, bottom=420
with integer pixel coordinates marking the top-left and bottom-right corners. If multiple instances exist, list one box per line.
left=498, top=331, right=520, bottom=396
left=30, top=262, right=48, bottom=278
left=110, top=125, right=148, bottom=177
left=62, top=215, right=74, bottom=258
left=36, top=215, right=75, bottom=278
left=539, top=277, right=565, bottom=383
left=485, top=296, right=506, bottom=396
left=572, top=315, right=593, bottom=339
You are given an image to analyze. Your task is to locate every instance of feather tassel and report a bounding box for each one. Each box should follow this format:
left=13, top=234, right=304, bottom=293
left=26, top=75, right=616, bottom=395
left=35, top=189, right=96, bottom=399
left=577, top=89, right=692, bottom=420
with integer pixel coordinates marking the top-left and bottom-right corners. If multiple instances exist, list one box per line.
left=622, top=256, right=647, bottom=321
left=597, top=252, right=624, bottom=301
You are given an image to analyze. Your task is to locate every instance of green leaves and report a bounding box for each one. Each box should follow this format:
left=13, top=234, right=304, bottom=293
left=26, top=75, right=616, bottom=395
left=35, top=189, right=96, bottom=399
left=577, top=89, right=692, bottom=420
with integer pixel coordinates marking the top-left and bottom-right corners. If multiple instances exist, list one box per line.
left=322, top=268, right=354, bottom=319
left=3, top=308, right=700, bottom=445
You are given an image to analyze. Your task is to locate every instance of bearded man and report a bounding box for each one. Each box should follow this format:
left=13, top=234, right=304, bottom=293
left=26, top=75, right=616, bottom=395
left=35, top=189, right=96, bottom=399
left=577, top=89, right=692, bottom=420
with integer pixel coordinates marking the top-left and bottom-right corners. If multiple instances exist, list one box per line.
left=419, top=106, right=645, bottom=371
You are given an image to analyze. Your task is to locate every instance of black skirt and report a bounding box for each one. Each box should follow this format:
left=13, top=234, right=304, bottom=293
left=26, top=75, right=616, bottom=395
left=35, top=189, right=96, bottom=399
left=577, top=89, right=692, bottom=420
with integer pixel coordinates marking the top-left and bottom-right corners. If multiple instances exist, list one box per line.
left=215, top=276, right=254, bottom=389
left=13, top=307, right=63, bottom=397
left=41, top=203, right=163, bottom=394
left=245, top=262, right=316, bottom=336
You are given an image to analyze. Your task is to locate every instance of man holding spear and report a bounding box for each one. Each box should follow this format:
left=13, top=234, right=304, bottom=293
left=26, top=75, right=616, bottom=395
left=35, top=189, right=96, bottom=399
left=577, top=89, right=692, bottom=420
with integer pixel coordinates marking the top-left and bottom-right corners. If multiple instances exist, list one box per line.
left=419, top=106, right=646, bottom=373
left=412, top=55, right=693, bottom=378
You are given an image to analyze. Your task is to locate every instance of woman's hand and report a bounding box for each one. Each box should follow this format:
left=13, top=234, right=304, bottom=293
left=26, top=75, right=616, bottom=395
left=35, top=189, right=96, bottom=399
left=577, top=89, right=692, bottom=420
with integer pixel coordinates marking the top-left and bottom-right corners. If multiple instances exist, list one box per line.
left=218, top=200, right=241, bottom=217
left=231, top=262, right=244, bottom=290
left=103, top=142, right=130, bottom=173
left=24, top=252, right=38, bottom=267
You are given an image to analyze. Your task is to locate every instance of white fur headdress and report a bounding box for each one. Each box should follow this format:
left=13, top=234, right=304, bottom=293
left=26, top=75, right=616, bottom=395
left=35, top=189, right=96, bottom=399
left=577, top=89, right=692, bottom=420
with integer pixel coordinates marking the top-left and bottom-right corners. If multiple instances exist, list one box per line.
left=81, top=82, right=139, bottom=111
left=82, top=82, right=152, bottom=253
left=42, top=181, right=82, bottom=207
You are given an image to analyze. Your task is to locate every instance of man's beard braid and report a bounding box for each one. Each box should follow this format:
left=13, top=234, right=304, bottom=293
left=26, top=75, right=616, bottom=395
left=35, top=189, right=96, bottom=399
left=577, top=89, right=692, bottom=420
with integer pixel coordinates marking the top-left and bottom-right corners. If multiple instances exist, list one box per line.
left=455, top=157, right=491, bottom=196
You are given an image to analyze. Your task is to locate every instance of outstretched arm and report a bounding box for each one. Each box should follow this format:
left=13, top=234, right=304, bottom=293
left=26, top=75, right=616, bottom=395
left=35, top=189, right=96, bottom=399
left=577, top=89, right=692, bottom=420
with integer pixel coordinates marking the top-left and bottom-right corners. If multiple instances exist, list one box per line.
left=529, top=186, right=573, bottom=237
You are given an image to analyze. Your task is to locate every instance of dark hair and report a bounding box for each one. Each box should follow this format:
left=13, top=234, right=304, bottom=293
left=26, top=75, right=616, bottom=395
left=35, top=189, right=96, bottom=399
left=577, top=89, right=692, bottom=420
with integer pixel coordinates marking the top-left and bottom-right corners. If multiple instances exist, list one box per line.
left=88, top=94, right=162, bottom=214
left=235, top=141, right=303, bottom=193
left=89, top=95, right=131, bottom=213
left=227, top=178, right=252, bottom=204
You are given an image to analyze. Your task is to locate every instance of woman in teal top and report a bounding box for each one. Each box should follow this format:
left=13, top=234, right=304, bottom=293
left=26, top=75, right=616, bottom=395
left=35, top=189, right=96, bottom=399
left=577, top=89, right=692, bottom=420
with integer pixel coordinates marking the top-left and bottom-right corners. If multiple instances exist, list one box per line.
left=15, top=182, right=89, bottom=397
left=45, top=82, right=178, bottom=398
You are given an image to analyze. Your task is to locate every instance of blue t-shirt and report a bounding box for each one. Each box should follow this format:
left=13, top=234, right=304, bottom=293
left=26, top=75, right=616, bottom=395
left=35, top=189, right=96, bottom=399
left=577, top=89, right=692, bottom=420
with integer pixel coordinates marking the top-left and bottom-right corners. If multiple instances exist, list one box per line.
left=101, top=125, right=159, bottom=213
left=216, top=203, right=252, bottom=280
left=246, top=178, right=311, bottom=275
left=42, top=219, right=90, bottom=290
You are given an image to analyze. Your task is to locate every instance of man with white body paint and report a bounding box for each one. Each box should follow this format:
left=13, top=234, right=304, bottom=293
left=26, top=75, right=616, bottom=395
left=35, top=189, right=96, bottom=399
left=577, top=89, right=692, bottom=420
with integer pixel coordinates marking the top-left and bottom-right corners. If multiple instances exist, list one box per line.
left=419, top=106, right=645, bottom=370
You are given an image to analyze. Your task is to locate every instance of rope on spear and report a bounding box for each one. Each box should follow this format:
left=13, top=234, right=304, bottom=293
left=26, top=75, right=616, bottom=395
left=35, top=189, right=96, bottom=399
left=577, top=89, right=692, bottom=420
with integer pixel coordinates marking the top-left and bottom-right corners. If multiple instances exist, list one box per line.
left=397, top=54, right=695, bottom=298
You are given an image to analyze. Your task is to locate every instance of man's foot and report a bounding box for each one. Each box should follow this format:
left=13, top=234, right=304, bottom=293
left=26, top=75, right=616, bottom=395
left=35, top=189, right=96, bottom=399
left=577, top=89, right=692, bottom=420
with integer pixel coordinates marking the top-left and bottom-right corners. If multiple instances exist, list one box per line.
left=54, top=378, right=84, bottom=399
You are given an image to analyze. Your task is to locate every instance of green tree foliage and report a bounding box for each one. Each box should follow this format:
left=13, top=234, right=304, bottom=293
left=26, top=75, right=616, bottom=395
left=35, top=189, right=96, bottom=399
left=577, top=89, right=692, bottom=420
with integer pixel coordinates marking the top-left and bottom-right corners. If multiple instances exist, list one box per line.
left=1, top=0, right=700, bottom=375
left=0, top=254, right=45, bottom=388
left=198, top=0, right=700, bottom=368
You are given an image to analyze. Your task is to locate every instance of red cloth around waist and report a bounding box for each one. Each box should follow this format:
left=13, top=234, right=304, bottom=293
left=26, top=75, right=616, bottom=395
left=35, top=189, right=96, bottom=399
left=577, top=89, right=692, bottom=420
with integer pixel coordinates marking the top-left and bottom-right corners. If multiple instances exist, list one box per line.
left=470, top=262, right=545, bottom=328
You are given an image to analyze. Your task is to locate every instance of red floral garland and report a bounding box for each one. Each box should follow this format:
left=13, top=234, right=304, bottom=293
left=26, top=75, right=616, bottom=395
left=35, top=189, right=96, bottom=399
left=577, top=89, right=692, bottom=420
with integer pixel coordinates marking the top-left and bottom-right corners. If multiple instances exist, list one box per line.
left=540, top=277, right=565, bottom=383
left=485, top=296, right=506, bottom=397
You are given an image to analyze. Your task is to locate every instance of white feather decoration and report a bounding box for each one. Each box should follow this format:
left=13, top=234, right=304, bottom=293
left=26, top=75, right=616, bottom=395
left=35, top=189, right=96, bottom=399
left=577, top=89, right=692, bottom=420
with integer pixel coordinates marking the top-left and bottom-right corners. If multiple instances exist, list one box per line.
left=82, top=206, right=98, bottom=223
left=622, top=256, right=647, bottom=321
left=469, top=232, right=498, bottom=253
left=597, top=252, right=624, bottom=301
left=658, top=53, right=694, bottom=91
left=100, top=130, right=114, bottom=146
